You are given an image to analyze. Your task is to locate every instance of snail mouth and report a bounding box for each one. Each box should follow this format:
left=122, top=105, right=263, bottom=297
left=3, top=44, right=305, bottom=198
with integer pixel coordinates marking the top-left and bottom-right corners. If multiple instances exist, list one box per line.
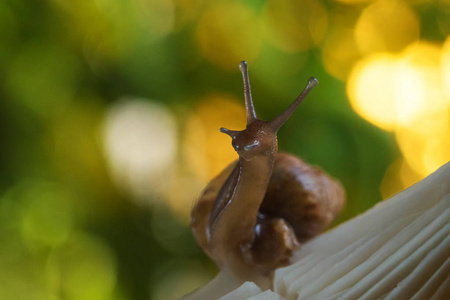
left=238, top=153, right=256, bottom=162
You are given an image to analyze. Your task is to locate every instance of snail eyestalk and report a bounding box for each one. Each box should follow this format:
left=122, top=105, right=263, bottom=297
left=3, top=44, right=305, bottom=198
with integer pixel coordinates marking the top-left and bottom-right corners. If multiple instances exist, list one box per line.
left=269, top=77, right=318, bottom=132
left=220, top=127, right=239, bottom=138
left=239, top=61, right=257, bottom=125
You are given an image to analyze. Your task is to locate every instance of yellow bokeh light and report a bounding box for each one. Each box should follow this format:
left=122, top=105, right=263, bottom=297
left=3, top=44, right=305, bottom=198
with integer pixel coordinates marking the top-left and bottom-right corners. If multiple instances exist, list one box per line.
left=347, top=53, right=399, bottom=130
left=395, top=43, right=450, bottom=177
left=196, top=3, right=262, bottom=70
left=396, top=109, right=450, bottom=177
left=184, top=95, right=246, bottom=181
left=348, top=42, right=446, bottom=131
left=263, top=0, right=328, bottom=53
left=442, top=36, right=450, bottom=101
left=349, top=41, right=450, bottom=177
left=396, top=43, right=445, bottom=122
left=355, top=0, right=419, bottom=55
left=322, top=29, right=362, bottom=80
left=392, top=64, right=426, bottom=125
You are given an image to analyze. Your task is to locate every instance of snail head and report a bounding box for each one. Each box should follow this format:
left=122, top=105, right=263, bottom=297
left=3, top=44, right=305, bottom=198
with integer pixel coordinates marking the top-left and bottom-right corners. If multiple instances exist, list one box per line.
left=220, top=61, right=318, bottom=161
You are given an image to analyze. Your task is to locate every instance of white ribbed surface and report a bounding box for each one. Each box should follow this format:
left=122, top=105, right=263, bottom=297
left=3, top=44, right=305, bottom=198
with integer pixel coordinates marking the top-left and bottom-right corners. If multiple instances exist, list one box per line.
left=217, top=282, right=282, bottom=300
left=273, top=161, right=450, bottom=300
left=218, top=282, right=262, bottom=300
left=247, top=289, right=282, bottom=300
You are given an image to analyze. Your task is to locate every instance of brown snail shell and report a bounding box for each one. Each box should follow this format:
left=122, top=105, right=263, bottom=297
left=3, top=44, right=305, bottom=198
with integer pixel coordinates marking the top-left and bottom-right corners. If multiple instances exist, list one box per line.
left=260, top=153, right=345, bottom=243
left=191, top=152, right=345, bottom=275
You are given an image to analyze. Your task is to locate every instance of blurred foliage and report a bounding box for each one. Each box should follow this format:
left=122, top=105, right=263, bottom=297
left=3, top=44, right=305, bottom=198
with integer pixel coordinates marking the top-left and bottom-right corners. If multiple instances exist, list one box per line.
left=0, top=0, right=449, bottom=299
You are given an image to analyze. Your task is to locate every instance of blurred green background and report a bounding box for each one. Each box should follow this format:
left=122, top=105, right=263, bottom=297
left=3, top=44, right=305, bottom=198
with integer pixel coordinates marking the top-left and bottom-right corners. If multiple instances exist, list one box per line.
left=1, top=0, right=449, bottom=299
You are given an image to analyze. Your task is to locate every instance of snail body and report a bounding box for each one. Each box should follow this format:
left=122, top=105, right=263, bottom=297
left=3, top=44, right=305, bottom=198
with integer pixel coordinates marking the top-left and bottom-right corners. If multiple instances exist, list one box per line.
left=191, top=61, right=345, bottom=288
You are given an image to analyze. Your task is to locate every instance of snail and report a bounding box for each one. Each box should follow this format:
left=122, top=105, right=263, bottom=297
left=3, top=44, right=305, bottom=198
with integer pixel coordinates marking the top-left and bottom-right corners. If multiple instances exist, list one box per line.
left=191, top=61, right=345, bottom=288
